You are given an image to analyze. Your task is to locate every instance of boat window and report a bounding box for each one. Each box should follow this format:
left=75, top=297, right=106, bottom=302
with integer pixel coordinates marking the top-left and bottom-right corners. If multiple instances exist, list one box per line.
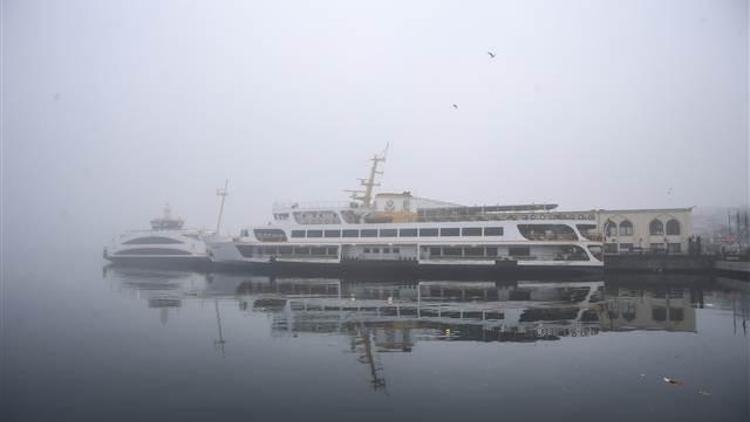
left=383, top=248, right=390, bottom=253
left=619, top=243, right=633, bottom=252
left=604, top=243, right=618, bottom=254
left=363, top=248, right=370, bottom=253
left=372, top=248, right=380, bottom=253
left=115, top=248, right=192, bottom=255
left=342, top=229, right=359, bottom=238
left=361, top=229, right=378, bottom=238
left=419, top=228, right=439, bottom=237
left=464, top=247, right=484, bottom=256
left=429, top=247, right=441, bottom=256
left=393, top=247, right=400, bottom=254
left=293, top=211, right=341, bottom=225
left=294, top=247, right=310, bottom=255
left=123, top=237, right=184, bottom=245
left=485, top=247, right=498, bottom=257
left=509, top=246, right=530, bottom=256
left=310, top=247, right=327, bottom=256
left=254, top=229, right=287, bottom=242
left=379, top=228, right=398, bottom=237
left=443, top=247, right=462, bottom=256
left=588, top=245, right=603, bottom=261
left=517, top=224, right=576, bottom=241
left=262, top=246, right=278, bottom=255
left=324, top=230, right=341, bottom=238
left=440, top=228, right=460, bottom=237
left=462, top=227, right=482, bottom=236
left=555, top=245, right=590, bottom=261
left=291, top=230, right=305, bottom=238
left=576, top=224, right=600, bottom=241
left=484, top=227, right=504, bottom=236
left=326, top=247, right=338, bottom=256
left=306, top=230, right=323, bottom=238
left=236, top=245, right=254, bottom=257
left=279, top=246, right=293, bottom=255
left=399, top=228, right=418, bottom=237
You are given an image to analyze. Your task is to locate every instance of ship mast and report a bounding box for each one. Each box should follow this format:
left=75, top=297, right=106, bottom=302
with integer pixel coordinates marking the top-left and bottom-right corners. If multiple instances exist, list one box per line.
left=346, top=145, right=388, bottom=208
left=215, top=179, right=229, bottom=234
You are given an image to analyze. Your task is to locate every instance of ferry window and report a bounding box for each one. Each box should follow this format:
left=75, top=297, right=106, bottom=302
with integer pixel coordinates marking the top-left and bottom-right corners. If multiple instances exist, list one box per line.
left=262, top=246, right=278, bottom=255
left=509, top=246, right=530, bottom=256
left=236, top=245, right=254, bottom=258
left=115, top=248, right=192, bottom=255
left=440, top=228, right=460, bottom=237
left=383, top=248, right=390, bottom=253
left=363, top=248, right=370, bottom=253
left=311, top=247, right=327, bottom=256
left=306, top=230, right=323, bottom=238
left=379, top=229, right=398, bottom=237
left=393, top=247, right=400, bottom=253
left=279, top=246, right=293, bottom=255
left=399, top=228, right=418, bottom=237
left=254, top=229, right=287, bottom=242
left=326, top=247, right=338, bottom=256
left=123, top=236, right=183, bottom=245
left=419, top=228, right=438, bottom=237
left=485, top=247, right=498, bottom=257
left=484, top=227, right=504, bottom=236
left=462, top=227, right=482, bottom=236
left=342, top=229, right=359, bottom=238
left=294, top=247, right=310, bottom=255
left=372, top=248, right=380, bottom=253
left=240, top=229, right=249, bottom=237
left=517, top=224, right=575, bottom=241
left=361, top=229, right=378, bottom=237
left=576, top=224, right=599, bottom=241
left=619, top=243, right=633, bottom=252
left=604, top=243, right=618, bottom=254
left=291, top=230, right=305, bottom=238
left=464, top=247, right=484, bottom=256
left=324, top=230, right=341, bottom=238
left=666, top=219, right=680, bottom=235
left=443, top=247, right=462, bottom=256
left=588, top=245, right=603, bottom=261
left=429, top=247, right=441, bottom=256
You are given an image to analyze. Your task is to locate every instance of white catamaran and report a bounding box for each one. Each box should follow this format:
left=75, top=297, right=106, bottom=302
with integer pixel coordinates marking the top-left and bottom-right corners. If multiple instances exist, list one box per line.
left=208, top=151, right=604, bottom=277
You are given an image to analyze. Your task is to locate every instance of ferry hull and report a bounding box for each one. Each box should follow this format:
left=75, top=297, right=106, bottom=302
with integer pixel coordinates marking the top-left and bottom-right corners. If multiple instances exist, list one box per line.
left=213, top=259, right=603, bottom=280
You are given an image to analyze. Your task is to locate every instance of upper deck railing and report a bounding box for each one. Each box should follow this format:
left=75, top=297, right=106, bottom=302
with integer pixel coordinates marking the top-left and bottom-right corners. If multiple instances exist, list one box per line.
left=273, top=201, right=360, bottom=211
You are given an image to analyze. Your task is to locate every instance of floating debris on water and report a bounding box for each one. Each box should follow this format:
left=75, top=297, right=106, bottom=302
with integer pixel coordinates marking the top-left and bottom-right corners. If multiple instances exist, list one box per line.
left=663, top=377, right=681, bottom=385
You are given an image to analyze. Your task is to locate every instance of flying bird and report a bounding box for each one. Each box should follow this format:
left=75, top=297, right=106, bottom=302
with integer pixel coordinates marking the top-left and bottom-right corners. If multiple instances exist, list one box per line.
left=487, top=51, right=496, bottom=58
left=452, top=104, right=459, bottom=109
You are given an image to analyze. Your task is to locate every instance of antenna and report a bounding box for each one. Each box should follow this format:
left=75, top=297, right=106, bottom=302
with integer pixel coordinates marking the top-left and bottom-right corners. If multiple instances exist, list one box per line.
left=215, top=179, right=229, bottom=234
left=348, top=146, right=388, bottom=208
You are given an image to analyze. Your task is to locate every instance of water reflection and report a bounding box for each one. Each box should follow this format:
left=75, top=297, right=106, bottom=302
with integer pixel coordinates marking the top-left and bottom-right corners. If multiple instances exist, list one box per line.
left=104, top=267, right=749, bottom=344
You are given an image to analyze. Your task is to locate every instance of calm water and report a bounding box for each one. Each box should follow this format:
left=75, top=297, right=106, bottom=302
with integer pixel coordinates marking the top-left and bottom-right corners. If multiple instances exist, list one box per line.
left=2, top=257, right=749, bottom=422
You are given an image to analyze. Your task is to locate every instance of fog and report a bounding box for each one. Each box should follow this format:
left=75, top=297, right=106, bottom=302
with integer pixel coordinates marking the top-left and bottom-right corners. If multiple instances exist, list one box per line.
left=2, top=0, right=748, bottom=259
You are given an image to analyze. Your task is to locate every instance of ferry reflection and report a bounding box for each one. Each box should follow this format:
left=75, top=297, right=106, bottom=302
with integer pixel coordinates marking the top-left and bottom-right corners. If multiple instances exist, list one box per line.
left=106, top=268, right=714, bottom=339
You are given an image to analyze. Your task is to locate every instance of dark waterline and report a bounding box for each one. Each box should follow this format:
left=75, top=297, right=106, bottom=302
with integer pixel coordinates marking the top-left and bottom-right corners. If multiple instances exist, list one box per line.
left=2, top=257, right=749, bottom=422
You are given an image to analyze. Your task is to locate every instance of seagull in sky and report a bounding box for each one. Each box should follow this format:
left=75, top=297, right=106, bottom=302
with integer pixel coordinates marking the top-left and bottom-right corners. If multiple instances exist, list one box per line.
left=487, top=51, right=496, bottom=58
left=452, top=104, right=459, bottom=109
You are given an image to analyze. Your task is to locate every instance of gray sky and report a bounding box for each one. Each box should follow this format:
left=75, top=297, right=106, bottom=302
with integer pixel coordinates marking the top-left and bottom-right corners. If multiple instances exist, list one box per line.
left=2, top=0, right=748, bottom=254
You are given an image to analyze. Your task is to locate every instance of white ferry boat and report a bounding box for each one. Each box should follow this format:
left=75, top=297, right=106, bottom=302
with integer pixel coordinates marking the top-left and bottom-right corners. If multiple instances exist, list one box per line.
left=104, top=205, right=213, bottom=269
left=209, top=152, right=604, bottom=277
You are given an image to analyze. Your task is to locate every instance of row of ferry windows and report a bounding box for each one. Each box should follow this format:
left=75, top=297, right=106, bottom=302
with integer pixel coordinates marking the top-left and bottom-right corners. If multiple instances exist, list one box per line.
left=290, top=227, right=503, bottom=239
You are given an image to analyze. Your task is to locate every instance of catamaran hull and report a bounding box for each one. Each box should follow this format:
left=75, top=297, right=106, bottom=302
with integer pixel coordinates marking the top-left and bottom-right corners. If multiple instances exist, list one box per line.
left=104, top=255, right=213, bottom=271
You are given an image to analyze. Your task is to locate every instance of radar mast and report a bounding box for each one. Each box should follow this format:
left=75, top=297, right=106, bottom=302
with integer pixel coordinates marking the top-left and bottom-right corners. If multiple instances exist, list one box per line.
left=346, top=145, right=388, bottom=208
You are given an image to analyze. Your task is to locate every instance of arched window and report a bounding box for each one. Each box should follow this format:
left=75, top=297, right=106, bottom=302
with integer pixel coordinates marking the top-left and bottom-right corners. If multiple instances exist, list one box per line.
left=666, top=219, right=680, bottom=235
left=604, top=220, right=617, bottom=237
left=619, top=220, right=633, bottom=236
left=649, top=219, right=664, bottom=236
